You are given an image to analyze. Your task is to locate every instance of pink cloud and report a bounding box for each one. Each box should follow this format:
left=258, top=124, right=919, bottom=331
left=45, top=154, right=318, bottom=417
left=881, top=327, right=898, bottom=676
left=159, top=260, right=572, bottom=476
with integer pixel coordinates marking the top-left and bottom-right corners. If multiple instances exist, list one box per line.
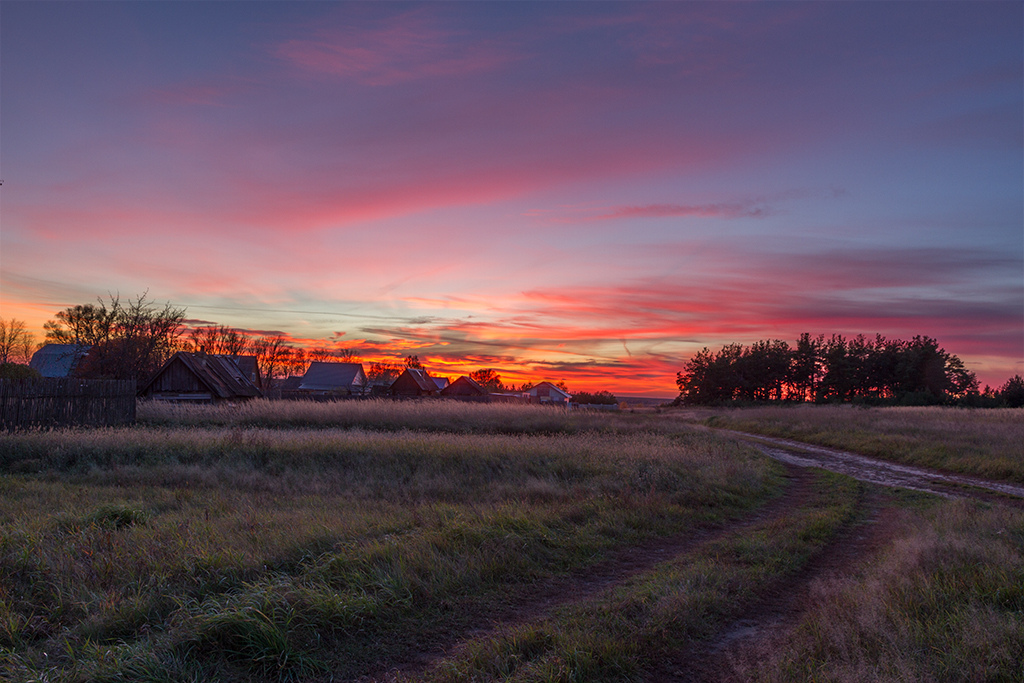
left=274, top=8, right=515, bottom=85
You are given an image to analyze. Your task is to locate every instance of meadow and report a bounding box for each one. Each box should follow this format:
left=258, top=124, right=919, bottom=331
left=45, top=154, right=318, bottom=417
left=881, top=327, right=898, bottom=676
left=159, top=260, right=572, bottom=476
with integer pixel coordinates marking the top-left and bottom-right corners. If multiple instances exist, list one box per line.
left=0, top=400, right=1021, bottom=682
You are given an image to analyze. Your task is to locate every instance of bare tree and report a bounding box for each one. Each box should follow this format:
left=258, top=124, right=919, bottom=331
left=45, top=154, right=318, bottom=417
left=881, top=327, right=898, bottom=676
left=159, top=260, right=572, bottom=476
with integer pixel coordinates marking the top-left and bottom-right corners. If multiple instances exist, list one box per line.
left=367, top=360, right=401, bottom=386
left=45, top=293, right=185, bottom=381
left=187, top=325, right=251, bottom=356
left=336, top=348, right=359, bottom=363
left=251, top=335, right=293, bottom=386
left=0, top=318, right=35, bottom=365
left=44, top=302, right=117, bottom=347
left=306, top=347, right=335, bottom=363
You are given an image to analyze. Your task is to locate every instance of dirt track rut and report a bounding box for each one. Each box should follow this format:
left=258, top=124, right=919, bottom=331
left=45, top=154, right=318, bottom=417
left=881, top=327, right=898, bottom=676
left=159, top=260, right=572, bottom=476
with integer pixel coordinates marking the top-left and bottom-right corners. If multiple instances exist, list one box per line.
left=723, top=429, right=1024, bottom=504
left=370, top=434, right=1021, bottom=682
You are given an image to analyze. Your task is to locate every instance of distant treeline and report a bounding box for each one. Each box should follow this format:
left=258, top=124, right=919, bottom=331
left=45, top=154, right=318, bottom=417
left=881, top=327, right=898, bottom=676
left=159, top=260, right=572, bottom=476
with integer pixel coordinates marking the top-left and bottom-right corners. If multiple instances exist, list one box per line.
left=676, top=333, right=1024, bottom=407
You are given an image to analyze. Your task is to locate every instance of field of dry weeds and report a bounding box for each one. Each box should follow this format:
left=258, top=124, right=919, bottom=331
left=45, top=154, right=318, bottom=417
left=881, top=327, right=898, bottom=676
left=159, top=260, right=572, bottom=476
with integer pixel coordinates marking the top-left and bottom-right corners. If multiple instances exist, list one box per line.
left=1, top=401, right=1020, bottom=682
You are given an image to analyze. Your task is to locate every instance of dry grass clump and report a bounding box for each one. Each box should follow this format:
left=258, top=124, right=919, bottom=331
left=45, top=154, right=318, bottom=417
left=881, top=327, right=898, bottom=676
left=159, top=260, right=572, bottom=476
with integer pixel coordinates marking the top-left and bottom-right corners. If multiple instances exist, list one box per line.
left=690, top=405, right=1024, bottom=482
left=732, top=498, right=1024, bottom=682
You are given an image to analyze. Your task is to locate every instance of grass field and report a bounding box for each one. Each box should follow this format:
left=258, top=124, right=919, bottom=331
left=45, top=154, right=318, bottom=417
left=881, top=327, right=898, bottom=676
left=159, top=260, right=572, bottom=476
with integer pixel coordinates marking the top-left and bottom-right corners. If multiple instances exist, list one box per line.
left=1, top=401, right=1021, bottom=681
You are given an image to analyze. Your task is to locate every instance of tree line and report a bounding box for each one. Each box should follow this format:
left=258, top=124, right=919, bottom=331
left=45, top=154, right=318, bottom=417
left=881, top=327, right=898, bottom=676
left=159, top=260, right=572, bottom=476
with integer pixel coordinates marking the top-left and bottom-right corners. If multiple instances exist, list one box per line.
left=676, top=333, right=1023, bottom=407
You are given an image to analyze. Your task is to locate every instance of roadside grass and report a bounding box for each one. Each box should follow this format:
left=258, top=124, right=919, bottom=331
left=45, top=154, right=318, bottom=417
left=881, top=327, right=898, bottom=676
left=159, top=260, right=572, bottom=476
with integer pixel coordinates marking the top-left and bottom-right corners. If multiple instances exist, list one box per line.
left=732, top=493, right=1024, bottom=682
left=0, top=426, right=776, bottom=682
left=419, top=470, right=861, bottom=682
left=684, top=405, right=1024, bottom=483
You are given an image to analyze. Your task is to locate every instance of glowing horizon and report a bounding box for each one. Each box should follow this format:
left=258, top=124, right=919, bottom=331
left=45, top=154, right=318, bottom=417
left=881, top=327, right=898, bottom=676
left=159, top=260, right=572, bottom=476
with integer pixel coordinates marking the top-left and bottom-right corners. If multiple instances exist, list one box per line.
left=1, top=2, right=1021, bottom=396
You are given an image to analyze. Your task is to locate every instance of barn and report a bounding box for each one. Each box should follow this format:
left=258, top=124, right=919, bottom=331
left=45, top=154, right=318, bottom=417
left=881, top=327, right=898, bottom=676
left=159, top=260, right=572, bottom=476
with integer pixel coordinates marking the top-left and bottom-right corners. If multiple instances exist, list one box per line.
left=137, top=352, right=263, bottom=403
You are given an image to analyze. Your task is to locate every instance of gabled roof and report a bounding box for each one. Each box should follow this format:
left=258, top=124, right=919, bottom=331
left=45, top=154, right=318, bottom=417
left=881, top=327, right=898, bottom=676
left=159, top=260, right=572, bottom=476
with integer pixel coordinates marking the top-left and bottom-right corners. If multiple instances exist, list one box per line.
left=29, top=344, right=90, bottom=378
left=440, top=375, right=487, bottom=396
left=280, top=376, right=303, bottom=393
left=298, top=362, right=367, bottom=391
left=528, top=382, right=572, bottom=400
left=230, top=355, right=262, bottom=388
left=139, top=352, right=262, bottom=399
left=432, top=376, right=450, bottom=390
left=393, top=367, right=437, bottom=392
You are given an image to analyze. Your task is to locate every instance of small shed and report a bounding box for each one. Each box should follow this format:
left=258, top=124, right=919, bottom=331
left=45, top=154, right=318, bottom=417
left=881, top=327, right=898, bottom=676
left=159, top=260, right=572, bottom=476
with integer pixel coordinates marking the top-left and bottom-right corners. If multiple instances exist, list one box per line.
left=526, top=382, right=572, bottom=405
left=440, top=375, right=488, bottom=400
left=137, top=352, right=263, bottom=403
left=289, top=362, right=367, bottom=397
left=432, top=376, right=450, bottom=391
left=29, top=344, right=90, bottom=378
left=390, top=368, right=438, bottom=397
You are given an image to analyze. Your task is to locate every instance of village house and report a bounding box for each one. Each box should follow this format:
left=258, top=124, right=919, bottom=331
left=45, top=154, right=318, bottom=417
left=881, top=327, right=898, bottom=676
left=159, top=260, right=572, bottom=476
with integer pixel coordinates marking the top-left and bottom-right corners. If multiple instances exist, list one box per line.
left=137, top=352, right=262, bottom=403
left=439, top=375, right=488, bottom=401
left=390, top=368, right=438, bottom=397
left=29, top=344, right=90, bottom=378
left=525, top=381, right=572, bottom=406
left=285, top=361, right=367, bottom=398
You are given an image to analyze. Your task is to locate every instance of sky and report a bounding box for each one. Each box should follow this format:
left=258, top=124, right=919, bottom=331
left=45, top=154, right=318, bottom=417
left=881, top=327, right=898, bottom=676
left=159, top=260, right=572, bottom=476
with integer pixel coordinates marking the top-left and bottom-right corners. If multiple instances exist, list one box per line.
left=1, top=1, right=1021, bottom=396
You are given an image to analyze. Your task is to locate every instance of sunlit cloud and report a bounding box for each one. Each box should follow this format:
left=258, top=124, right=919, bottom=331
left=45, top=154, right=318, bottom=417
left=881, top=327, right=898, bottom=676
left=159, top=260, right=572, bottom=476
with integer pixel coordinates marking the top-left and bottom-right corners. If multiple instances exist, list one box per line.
left=1, top=2, right=1020, bottom=394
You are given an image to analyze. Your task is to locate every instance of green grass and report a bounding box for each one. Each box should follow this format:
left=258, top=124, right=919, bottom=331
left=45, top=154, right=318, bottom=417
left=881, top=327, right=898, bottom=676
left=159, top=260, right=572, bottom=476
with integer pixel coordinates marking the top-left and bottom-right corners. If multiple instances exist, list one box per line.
left=685, top=404, right=1024, bottom=482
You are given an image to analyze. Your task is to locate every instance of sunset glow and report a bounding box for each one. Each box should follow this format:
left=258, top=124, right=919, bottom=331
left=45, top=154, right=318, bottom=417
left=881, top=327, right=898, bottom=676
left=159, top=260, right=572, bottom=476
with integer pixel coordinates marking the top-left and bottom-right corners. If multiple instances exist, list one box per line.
left=1, top=2, right=1021, bottom=395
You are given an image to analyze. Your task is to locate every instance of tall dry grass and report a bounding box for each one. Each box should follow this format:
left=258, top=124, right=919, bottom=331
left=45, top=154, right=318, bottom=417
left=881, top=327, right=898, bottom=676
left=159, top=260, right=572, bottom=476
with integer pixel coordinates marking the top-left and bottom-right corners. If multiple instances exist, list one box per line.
left=137, top=398, right=618, bottom=433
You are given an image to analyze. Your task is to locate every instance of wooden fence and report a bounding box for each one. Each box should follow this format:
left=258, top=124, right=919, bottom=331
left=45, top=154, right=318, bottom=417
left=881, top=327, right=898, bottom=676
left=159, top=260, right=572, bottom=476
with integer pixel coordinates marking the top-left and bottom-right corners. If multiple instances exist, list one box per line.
left=0, top=378, right=136, bottom=430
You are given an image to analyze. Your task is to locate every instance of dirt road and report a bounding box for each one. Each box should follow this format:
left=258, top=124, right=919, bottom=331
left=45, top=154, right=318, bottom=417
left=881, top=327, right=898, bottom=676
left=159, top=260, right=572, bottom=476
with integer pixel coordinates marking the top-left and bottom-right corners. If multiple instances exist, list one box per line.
left=721, top=429, right=1024, bottom=504
left=370, top=432, right=1022, bottom=681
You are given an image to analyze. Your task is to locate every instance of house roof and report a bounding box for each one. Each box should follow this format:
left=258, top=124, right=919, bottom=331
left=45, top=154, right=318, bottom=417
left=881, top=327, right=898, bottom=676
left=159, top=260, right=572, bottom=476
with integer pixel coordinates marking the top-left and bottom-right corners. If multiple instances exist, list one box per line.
left=230, top=355, right=261, bottom=387
left=529, top=382, right=572, bottom=400
left=393, top=367, right=437, bottom=392
left=29, top=344, right=90, bottom=378
left=298, top=362, right=366, bottom=391
left=280, top=376, right=303, bottom=392
left=440, top=375, right=487, bottom=396
left=139, top=352, right=262, bottom=399
left=432, top=376, right=450, bottom=390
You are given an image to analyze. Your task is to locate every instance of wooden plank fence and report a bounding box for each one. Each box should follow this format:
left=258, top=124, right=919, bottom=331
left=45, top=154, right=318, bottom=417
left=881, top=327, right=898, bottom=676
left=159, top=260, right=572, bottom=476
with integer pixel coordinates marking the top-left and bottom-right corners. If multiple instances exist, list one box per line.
left=0, top=378, right=136, bottom=430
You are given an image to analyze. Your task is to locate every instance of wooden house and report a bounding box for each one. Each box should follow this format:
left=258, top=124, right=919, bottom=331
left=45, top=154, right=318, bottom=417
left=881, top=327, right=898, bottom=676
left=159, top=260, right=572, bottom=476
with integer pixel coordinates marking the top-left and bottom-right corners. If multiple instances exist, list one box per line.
left=137, top=352, right=263, bottom=403
left=287, top=362, right=367, bottom=398
left=29, top=344, right=90, bottom=378
left=439, top=375, right=488, bottom=400
left=526, top=382, right=572, bottom=406
left=390, top=368, right=438, bottom=397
